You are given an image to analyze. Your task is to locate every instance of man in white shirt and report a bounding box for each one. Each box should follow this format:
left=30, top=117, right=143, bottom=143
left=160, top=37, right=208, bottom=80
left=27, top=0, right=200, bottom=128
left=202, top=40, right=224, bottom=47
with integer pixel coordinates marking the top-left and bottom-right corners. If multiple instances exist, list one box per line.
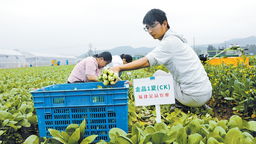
left=106, top=54, right=132, bottom=68
left=106, top=54, right=132, bottom=76
left=110, top=9, right=212, bottom=111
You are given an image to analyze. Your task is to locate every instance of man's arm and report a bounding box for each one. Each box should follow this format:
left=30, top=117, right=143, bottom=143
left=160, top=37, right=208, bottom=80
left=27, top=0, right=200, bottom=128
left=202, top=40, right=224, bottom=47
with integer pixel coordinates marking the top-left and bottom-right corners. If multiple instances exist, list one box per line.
left=110, top=57, right=150, bottom=74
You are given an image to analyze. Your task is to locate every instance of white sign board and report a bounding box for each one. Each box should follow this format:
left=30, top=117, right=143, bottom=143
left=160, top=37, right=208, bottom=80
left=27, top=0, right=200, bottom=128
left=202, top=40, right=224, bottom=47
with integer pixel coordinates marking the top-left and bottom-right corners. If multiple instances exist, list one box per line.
left=133, top=76, right=175, bottom=106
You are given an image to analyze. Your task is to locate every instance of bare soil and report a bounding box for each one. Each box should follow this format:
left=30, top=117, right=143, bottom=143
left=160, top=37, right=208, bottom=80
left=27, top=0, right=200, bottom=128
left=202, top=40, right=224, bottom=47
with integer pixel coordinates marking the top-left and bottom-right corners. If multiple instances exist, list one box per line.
left=207, top=98, right=234, bottom=120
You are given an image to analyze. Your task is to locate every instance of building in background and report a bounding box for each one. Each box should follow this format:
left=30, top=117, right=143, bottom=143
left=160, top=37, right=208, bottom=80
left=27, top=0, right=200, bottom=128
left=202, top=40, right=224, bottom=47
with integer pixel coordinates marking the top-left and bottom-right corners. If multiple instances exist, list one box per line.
left=132, top=55, right=144, bottom=60
left=0, top=49, right=26, bottom=69
left=0, top=50, right=78, bottom=69
left=20, top=52, right=78, bottom=67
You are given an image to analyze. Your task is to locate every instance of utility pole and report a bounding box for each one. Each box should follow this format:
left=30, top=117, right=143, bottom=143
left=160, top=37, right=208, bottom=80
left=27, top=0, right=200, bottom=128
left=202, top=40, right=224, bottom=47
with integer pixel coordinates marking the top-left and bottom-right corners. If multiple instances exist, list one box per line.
left=88, top=43, right=93, bottom=56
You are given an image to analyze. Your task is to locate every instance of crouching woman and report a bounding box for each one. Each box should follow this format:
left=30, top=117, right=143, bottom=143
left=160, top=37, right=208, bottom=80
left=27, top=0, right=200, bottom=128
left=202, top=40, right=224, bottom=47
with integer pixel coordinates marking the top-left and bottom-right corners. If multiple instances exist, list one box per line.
left=67, top=51, right=112, bottom=83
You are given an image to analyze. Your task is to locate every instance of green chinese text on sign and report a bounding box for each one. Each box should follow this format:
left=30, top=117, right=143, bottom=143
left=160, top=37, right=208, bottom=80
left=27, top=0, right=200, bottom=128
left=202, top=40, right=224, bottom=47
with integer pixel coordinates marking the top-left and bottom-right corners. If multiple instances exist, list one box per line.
left=135, top=84, right=170, bottom=92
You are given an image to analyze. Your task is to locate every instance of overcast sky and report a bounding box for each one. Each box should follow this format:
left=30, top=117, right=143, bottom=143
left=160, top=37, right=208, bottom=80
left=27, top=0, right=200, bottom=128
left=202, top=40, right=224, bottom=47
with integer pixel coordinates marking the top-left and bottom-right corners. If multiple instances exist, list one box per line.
left=0, top=0, right=255, bottom=56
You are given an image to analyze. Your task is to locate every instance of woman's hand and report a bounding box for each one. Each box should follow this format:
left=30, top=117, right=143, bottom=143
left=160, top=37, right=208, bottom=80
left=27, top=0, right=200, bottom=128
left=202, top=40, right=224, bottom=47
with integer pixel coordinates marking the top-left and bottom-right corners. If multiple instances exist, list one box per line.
left=87, top=75, right=99, bottom=82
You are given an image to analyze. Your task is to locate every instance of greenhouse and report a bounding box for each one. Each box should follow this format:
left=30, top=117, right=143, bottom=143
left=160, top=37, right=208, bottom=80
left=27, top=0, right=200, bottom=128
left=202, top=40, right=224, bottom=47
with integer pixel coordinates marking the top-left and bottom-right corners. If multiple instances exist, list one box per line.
left=20, top=52, right=78, bottom=67
left=0, top=49, right=26, bottom=69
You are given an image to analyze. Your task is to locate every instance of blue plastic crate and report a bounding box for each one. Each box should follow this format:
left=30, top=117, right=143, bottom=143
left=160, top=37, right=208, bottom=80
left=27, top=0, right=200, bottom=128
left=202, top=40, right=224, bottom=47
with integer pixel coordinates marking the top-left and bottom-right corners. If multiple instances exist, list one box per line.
left=30, top=81, right=129, bottom=142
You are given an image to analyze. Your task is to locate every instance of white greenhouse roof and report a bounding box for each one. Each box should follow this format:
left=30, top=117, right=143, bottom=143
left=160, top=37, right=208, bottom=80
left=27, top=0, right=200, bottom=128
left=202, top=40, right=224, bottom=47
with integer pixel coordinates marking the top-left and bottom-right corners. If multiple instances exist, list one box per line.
left=0, top=49, right=24, bottom=56
left=21, top=52, right=77, bottom=59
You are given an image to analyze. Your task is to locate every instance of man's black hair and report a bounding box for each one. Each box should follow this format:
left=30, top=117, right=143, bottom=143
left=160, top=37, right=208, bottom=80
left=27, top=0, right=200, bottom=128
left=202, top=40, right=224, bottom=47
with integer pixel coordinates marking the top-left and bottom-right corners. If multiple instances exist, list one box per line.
left=120, top=54, right=133, bottom=63
left=143, top=9, right=170, bottom=29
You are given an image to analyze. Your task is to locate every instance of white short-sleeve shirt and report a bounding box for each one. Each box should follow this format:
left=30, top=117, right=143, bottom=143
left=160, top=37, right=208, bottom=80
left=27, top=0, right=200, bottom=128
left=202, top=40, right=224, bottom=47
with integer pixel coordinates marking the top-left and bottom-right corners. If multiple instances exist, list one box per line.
left=105, top=55, right=123, bottom=68
left=146, top=29, right=212, bottom=96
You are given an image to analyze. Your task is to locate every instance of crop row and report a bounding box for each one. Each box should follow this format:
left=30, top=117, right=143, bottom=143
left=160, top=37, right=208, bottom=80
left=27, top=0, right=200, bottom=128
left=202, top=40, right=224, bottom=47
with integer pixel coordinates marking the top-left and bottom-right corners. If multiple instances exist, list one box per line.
left=0, top=56, right=256, bottom=143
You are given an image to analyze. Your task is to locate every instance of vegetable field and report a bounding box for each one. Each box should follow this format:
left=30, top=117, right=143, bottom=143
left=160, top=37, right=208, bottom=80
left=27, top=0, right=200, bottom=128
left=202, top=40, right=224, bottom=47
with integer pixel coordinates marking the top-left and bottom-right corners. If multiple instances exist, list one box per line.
left=1, top=56, right=256, bottom=143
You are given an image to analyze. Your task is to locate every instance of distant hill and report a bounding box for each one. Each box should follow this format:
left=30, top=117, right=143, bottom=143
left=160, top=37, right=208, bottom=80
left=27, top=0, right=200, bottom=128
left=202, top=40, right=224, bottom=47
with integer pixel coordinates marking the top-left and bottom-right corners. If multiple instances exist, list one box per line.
left=77, top=46, right=155, bottom=59
left=195, top=35, right=256, bottom=52
left=105, top=46, right=154, bottom=56
left=78, top=36, right=256, bottom=59
left=223, top=36, right=256, bottom=46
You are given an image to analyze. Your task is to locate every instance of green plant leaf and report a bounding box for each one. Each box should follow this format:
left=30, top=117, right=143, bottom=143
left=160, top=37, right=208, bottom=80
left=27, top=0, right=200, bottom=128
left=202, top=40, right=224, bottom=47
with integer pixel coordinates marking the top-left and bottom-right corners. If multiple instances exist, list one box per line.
left=117, top=135, right=133, bottom=144
left=224, top=97, right=235, bottom=100
left=6, top=120, right=17, bottom=126
left=143, top=133, right=153, bottom=143
left=243, top=137, right=253, bottom=144
left=242, top=132, right=254, bottom=141
left=234, top=80, right=245, bottom=92
left=68, top=128, right=80, bottom=144
left=187, top=120, right=201, bottom=135
left=12, top=112, right=22, bottom=118
left=154, top=122, right=168, bottom=133
left=96, top=140, right=108, bottom=144
left=166, top=124, right=183, bottom=143
left=198, top=126, right=209, bottom=138
left=242, top=120, right=249, bottom=129
left=229, top=115, right=243, bottom=129
left=132, top=125, right=140, bottom=139
left=26, top=112, right=33, bottom=118
left=18, top=103, right=27, bottom=114
left=23, top=135, right=39, bottom=144
left=228, top=120, right=238, bottom=129
left=80, top=135, right=98, bottom=144
left=151, top=132, right=169, bottom=144
left=134, top=122, right=144, bottom=129
left=51, top=137, right=68, bottom=144
left=139, top=135, right=145, bottom=144
left=188, top=133, right=203, bottom=144
left=0, top=111, right=13, bottom=120
left=2, top=119, right=9, bottom=127
left=4, top=102, right=11, bottom=108
left=18, top=119, right=31, bottom=127
left=9, top=124, right=18, bottom=132
left=48, top=128, right=64, bottom=140
left=79, top=119, right=86, bottom=141
left=65, top=124, right=79, bottom=136
left=14, top=115, right=25, bottom=122
left=109, top=128, right=127, bottom=141
left=144, top=125, right=155, bottom=135
left=41, top=138, right=51, bottom=144
left=62, top=131, right=70, bottom=142
left=176, top=127, right=187, bottom=144
left=27, top=115, right=37, bottom=125
left=207, top=132, right=225, bottom=142
left=213, top=126, right=226, bottom=138
left=207, top=137, right=219, bottom=144
left=225, top=127, right=243, bottom=144
left=0, top=130, right=4, bottom=136
left=209, top=120, right=217, bottom=132
left=253, top=137, right=256, bottom=144
left=248, top=121, right=256, bottom=132
left=130, top=134, right=138, bottom=144
left=0, top=105, right=8, bottom=111
left=216, top=120, right=228, bottom=131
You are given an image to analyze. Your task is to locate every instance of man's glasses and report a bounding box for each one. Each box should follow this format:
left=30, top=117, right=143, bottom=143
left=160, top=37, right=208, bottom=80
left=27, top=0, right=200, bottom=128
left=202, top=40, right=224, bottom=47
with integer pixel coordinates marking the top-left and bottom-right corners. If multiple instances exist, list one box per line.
left=143, top=22, right=160, bottom=32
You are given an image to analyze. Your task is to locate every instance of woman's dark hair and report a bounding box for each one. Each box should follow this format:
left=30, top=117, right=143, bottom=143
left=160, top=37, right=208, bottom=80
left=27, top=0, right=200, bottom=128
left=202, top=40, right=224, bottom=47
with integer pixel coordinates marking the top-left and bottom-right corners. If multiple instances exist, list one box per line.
left=93, top=51, right=112, bottom=63
left=120, top=54, right=132, bottom=63
left=143, top=9, right=170, bottom=29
